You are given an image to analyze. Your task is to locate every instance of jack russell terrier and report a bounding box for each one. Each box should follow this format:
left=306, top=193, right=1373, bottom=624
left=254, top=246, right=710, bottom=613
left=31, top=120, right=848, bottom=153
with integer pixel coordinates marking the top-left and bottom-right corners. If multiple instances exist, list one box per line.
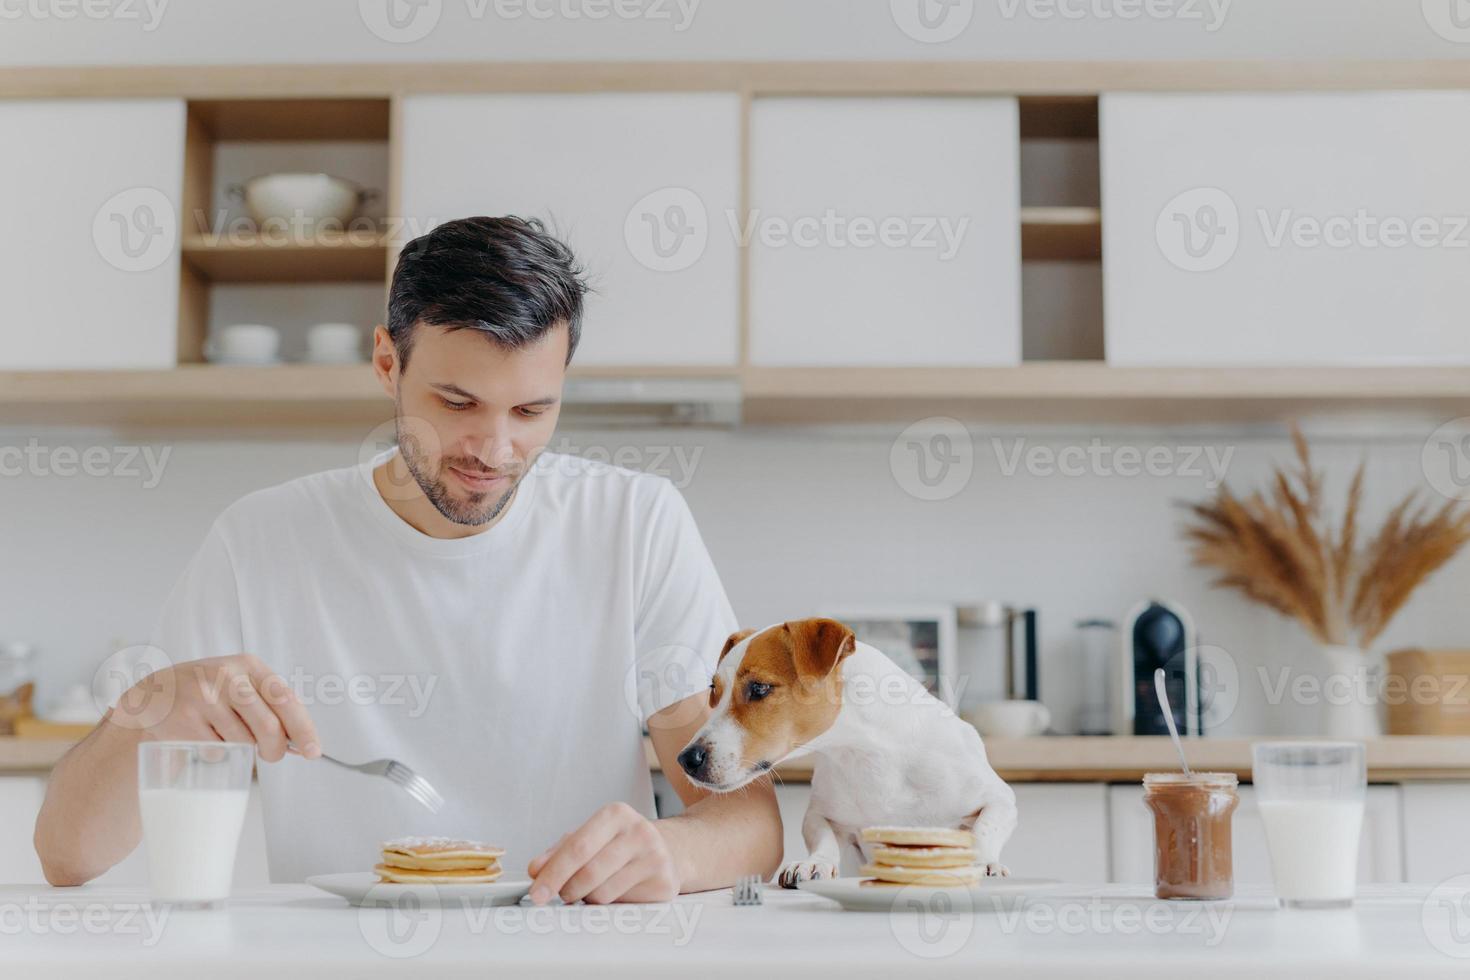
left=677, top=617, right=1018, bottom=887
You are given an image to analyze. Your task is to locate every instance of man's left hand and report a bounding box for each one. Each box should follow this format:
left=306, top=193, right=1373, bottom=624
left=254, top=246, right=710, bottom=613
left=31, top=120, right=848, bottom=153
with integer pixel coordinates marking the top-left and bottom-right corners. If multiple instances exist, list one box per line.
left=527, top=802, right=681, bottom=904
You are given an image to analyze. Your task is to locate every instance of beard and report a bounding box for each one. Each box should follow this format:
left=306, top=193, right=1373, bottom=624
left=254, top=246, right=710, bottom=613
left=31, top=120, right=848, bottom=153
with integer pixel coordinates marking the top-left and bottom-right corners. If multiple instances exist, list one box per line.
left=396, top=417, right=523, bottom=527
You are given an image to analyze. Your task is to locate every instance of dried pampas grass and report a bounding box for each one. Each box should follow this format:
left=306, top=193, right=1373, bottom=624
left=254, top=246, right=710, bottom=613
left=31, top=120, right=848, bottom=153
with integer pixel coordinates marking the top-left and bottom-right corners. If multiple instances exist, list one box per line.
left=1181, top=424, right=1470, bottom=649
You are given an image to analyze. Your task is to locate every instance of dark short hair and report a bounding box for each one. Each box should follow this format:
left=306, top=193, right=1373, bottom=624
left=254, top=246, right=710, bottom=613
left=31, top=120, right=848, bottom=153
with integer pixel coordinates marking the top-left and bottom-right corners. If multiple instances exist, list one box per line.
left=387, top=216, right=588, bottom=370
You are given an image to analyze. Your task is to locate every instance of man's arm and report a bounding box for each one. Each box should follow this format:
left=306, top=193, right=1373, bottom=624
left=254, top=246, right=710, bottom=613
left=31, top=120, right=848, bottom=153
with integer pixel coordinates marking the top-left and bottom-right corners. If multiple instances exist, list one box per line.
left=526, top=693, right=783, bottom=903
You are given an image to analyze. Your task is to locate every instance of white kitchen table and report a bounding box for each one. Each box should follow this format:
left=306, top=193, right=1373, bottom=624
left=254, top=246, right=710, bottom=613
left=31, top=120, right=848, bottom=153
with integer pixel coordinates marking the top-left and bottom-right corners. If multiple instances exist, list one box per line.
left=3, top=881, right=1467, bottom=978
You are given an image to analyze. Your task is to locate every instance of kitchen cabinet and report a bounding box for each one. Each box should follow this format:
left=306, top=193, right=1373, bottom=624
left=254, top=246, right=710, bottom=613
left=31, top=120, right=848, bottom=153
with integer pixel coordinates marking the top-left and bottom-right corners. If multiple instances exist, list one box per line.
left=1102, top=92, right=1470, bottom=366
left=1400, top=782, right=1470, bottom=885
left=748, top=97, right=1021, bottom=367
left=1006, top=783, right=1110, bottom=881
left=397, top=93, right=741, bottom=367
left=0, top=99, right=184, bottom=369
left=1108, top=783, right=1404, bottom=886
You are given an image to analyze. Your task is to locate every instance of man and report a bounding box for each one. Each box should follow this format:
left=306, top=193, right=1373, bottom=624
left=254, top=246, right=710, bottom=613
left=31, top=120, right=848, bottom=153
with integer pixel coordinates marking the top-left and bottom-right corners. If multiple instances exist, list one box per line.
left=35, top=216, right=782, bottom=903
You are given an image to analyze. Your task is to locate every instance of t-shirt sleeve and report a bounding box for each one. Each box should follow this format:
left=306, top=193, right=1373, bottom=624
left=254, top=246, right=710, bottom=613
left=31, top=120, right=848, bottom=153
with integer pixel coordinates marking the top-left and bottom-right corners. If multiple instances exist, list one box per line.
left=632, top=479, right=738, bottom=722
left=148, top=519, right=246, bottom=670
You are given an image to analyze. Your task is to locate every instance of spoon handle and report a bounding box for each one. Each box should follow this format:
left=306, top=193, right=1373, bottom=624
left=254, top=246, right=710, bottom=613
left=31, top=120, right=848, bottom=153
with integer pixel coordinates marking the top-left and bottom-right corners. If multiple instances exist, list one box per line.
left=1154, top=668, right=1192, bottom=776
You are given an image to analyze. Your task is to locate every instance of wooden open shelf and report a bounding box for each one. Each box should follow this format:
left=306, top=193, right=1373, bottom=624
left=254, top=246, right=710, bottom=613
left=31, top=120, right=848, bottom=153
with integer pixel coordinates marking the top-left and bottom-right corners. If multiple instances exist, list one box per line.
left=3, top=363, right=1469, bottom=430
left=1020, top=206, right=1102, bottom=261
left=182, top=233, right=391, bottom=284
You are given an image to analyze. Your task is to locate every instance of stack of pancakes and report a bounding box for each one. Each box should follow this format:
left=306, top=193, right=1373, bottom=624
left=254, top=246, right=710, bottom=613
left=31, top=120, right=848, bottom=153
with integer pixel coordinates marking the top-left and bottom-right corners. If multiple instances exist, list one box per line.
left=858, top=826, right=982, bottom=887
left=374, top=837, right=506, bottom=884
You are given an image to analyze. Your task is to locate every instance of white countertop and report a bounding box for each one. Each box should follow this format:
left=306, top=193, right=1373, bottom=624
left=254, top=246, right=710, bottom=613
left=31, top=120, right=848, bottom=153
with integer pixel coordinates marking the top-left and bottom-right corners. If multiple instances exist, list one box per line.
left=4, top=881, right=1467, bottom=978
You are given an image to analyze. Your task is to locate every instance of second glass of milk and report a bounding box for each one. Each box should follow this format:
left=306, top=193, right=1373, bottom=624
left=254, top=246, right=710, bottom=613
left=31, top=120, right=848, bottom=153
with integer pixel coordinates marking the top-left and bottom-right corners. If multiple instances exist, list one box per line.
left=1252, top=741, right=1366, bottom=909
left=138, top=741, right=253, bottom=909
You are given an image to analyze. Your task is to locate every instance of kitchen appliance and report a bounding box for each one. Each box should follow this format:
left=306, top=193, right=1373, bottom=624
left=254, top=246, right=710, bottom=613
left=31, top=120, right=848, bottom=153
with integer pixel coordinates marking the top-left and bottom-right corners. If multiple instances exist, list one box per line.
left=0, top=641, right=36, bottom=736
left=958, top=602, right=1040, bottom=722
left=1074, top=618, right=1117, bottom=735
left=227, top=173, right=376, bottom=229
left=1116, top=599, right=1199, bottom=736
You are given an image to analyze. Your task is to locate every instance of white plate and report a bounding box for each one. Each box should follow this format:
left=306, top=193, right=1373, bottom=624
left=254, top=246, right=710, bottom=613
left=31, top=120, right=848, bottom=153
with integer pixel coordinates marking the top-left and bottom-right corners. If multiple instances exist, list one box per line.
left=798, top=876, right=1061, bottom=912
left=307, top=872, right=532, bottom=908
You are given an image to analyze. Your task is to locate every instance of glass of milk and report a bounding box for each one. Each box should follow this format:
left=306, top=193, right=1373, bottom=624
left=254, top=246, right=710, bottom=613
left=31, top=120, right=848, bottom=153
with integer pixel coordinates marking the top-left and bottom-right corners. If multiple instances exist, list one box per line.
left=1252, top=741, right=1366, bottom=909
left=138, top=741, right=253, bottom=909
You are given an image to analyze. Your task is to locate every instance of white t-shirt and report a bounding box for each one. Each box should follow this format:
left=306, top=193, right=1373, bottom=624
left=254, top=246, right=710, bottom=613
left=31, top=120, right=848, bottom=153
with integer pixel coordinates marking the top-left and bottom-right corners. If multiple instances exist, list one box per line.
left=148, top=449, right=735, bottom=882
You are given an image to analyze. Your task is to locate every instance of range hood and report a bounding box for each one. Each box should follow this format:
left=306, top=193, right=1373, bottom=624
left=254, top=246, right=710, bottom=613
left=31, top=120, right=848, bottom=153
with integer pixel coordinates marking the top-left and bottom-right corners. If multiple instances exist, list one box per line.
left=560, top=375, right=742, bottom=427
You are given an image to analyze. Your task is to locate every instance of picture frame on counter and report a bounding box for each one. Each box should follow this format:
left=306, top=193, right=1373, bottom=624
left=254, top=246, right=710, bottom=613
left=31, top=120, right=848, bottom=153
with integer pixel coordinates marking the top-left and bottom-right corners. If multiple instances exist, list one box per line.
left=818, top=603, right=959, bottom=708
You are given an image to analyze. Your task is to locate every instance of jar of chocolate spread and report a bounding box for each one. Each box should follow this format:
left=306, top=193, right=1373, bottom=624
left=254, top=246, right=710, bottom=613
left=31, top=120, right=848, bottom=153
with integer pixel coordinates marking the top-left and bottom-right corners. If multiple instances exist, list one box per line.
left=1143, top=772, right=1239, bottom=900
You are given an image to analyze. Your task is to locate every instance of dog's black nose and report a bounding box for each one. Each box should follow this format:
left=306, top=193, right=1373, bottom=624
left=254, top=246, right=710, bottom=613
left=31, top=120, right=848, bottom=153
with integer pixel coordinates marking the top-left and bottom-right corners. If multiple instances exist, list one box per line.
left=678, top=743, right=708, bottom=777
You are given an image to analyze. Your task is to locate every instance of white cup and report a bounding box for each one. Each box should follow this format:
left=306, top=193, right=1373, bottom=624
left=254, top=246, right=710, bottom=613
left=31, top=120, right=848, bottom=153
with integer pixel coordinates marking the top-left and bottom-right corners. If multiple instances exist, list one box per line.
left=305, top=322, right=364, bottom=363
left=965, top=699, right=1051, bottom=738
left=206, top=324, right=280, bottom=365
left=138, top=741, right=254, bottom=909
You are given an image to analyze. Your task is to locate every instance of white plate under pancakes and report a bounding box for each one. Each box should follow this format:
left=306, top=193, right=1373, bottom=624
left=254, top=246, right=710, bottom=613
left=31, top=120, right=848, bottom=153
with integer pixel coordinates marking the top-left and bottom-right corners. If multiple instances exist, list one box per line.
left=308, top=872, right=532, bottom=908
left=798, top=876, right=1062, bottom=912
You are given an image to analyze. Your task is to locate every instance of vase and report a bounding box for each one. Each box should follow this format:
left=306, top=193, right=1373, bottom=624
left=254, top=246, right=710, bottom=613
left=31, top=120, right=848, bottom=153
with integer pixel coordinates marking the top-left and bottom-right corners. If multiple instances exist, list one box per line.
left=1318, top=644, right=1381, bottom=738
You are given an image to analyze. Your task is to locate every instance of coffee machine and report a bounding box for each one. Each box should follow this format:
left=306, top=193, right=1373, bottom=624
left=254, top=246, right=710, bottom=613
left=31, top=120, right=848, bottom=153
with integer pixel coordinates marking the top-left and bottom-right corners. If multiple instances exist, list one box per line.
left=1115, top=598, right=1199, bottom=736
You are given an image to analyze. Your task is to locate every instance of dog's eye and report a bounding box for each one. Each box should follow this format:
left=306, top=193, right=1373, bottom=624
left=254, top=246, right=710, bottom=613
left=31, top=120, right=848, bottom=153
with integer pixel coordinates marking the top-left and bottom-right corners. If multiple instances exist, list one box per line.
left=745, top=681, right=772, bottom=701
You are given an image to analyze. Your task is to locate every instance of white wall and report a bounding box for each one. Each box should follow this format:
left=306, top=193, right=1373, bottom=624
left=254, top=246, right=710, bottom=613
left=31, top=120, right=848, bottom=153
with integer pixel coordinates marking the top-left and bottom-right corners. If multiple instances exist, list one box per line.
left=0, top=0, right=1466, bottom=67
left=4, top=419, right=1467, bottom=738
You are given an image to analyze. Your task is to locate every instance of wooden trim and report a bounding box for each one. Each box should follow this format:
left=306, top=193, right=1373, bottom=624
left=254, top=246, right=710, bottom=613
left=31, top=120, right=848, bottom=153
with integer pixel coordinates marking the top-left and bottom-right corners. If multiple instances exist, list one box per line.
left=181, top=233, right=391, bottom=284
left=9, top=61, right=1470, bottom=100
left=1021, top=206, right=1102, bottom=261
left=176, top=108, right=215, bottom=363
left=187, top=98, right=391, bottom=141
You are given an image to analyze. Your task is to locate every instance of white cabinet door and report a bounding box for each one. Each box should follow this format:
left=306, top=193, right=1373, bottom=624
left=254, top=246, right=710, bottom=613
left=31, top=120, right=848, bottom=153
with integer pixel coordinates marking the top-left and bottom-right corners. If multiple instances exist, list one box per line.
left=1401, top=782, right=1470, bottom=885
left=1102, top=92, right=1470, bottom=366
left=0, top=99, right=184, bottom=369
left=1109, top=783, right=1403, bottom=886
left=398, top=94, right=740, bottom=367
left=748, top=97, right=1020, bottom=367
left=1006, top=783, right=1110, bottom=883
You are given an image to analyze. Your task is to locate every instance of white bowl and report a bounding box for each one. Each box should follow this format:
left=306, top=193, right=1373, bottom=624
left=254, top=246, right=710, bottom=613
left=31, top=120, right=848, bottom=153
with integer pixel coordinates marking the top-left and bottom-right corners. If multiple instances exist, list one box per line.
left=228, top=173, right=373, bottom=228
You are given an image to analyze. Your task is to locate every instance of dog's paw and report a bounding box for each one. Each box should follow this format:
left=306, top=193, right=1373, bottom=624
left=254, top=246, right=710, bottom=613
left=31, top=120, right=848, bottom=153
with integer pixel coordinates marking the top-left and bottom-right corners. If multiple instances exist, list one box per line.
left=981, top=862, right=1010, bottom=878
left=776, top=859, right=839, bottom=889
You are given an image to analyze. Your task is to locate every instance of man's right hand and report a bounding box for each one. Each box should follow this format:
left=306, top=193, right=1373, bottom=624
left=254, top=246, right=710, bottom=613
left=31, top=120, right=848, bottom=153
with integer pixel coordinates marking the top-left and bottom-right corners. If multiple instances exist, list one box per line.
left=109, top=654, right=321, bottom=762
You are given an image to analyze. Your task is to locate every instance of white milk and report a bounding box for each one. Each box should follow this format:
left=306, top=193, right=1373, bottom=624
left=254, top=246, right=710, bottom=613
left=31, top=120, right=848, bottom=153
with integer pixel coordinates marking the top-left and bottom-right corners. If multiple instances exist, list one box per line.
left=139, top=788, right=250, bottom=903
left=1257, top=799, right=1364, bottom=903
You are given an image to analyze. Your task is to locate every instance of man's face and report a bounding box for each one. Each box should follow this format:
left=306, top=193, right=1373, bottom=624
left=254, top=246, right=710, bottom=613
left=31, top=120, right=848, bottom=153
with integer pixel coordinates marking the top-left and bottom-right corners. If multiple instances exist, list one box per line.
left=380, top=322, right=568, bottom=526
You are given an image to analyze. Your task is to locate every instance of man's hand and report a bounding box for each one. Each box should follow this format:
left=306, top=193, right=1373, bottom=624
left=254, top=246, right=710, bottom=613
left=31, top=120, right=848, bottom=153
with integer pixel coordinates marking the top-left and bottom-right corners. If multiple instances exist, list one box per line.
left=527, top=802, right=680, bottom=905
left=110, top=653, right=321, bottom=762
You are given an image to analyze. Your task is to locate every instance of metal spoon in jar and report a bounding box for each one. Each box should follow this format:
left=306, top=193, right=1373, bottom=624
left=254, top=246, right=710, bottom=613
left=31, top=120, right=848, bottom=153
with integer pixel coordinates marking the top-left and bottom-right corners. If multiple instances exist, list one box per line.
left=1154, top=667, right=1192, bottom=776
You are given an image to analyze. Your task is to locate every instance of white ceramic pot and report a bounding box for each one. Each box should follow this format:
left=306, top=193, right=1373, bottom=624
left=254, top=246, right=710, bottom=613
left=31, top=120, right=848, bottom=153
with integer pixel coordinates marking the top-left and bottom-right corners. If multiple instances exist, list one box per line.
left=227, top=173, right=375, bottom=228
left=1319, top=644, right=1382, bottom=738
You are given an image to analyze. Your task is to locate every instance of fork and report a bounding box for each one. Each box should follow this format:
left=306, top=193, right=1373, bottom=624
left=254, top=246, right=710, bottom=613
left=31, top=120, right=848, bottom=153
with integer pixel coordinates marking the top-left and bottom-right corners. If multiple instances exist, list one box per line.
left=732, top=874, right=763, bottom=906
left=290, top=744, right=445, bottom=813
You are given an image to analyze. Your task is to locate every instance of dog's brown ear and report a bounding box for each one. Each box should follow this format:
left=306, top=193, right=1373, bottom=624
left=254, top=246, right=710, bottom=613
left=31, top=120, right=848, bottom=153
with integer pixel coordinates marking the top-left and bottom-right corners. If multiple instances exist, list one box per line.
left=786, top=618, right=856, bottom=681
left=717, top=628, right=757, bottom=666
